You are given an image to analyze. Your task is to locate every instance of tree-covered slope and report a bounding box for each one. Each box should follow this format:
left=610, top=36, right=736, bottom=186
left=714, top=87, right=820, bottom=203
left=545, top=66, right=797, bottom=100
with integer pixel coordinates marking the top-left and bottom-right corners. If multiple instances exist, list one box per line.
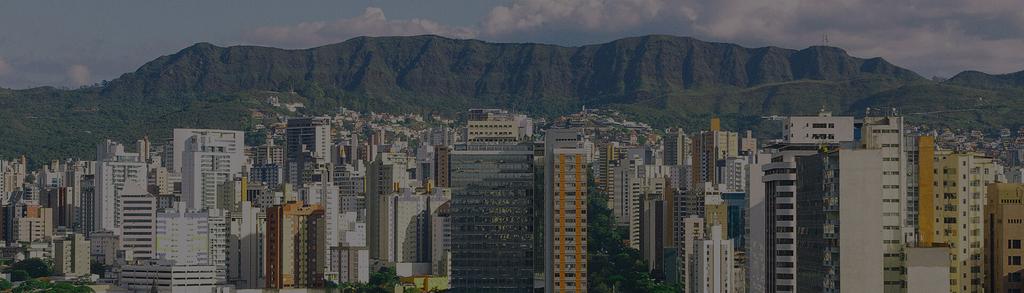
left=0, top=34, right=1020, bottom=164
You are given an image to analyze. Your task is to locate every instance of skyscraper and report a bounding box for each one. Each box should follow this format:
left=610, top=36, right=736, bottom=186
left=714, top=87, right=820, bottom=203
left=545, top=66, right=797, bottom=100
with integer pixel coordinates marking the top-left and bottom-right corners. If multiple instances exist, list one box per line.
left=179, top=129, right=245, bottom=211
left=120, top=188, right=157, bottom=262
left=544, top=128, right=588, bottom=292
left=859, top=116, right=909, bottom=291
left=449, top=142, right=535, bottom=292
left=698, top=225, right=736, bottom=293
left=795, top=149, right=885, bottom=292
left=265, top=201, right=326, bottom=289
left=285, top=117, right=332, bottom=187
left=366, top=153, right=417, bottom=263
left=93, top=140, right=148, bottom=233
left=985, top=183, right=1024, bottom=293
left=758, top=112, right=856, bottom=293
left=664, top=128, right=689, bottom=166
left=172, top=129, right=245, bottom=174
left=920, top=151, right=997, bottom=293
left=54, top=233, right=91, bottom=277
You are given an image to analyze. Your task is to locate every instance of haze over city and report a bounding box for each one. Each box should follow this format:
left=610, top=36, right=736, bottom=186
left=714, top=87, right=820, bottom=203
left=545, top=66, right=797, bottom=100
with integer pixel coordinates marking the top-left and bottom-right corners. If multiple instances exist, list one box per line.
left=1, top=1, right=1024, bottom=293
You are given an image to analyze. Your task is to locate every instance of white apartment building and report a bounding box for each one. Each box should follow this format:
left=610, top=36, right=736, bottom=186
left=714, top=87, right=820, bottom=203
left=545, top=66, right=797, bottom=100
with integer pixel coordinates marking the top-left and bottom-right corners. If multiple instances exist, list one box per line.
left=120, top=188, right=156, bottom=262
left=179, top=129, right=245, bottom=211
left=859, top=116, right=908, bottom=292
left=782, top=110, right=854, bottom=144
left=228, top=202, right=264, bottom=289
left=698, top=226, right=736, bottom=293
left=171, top=128, right=245, bottom=175
left=94, top=140, right=148, bottom=233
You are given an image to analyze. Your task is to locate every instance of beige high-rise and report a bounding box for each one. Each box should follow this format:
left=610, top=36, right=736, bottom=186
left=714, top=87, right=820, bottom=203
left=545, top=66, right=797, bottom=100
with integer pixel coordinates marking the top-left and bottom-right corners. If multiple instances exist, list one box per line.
left=921, top=151, right=997, bottom=293
left=986, top=183, right=1024, bottom=293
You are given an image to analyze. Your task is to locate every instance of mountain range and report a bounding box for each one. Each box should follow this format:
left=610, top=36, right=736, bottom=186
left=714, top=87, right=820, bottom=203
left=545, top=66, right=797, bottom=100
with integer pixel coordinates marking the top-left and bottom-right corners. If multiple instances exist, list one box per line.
left=2, top=34, right=1024, bottom=163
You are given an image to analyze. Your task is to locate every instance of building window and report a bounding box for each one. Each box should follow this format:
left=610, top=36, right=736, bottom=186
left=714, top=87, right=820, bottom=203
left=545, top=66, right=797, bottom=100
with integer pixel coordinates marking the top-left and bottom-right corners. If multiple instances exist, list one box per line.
left=1011, top=239, right=1022, bottom=249
left=1010, top=255, right=1022, bottom=266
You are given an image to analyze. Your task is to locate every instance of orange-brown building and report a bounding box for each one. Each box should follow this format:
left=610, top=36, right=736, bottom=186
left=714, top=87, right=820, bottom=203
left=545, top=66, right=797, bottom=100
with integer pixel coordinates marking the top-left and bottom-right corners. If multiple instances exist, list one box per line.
left=265, top=201, right=326, bottom=289
left=986, top=183, right=1024, bottom=293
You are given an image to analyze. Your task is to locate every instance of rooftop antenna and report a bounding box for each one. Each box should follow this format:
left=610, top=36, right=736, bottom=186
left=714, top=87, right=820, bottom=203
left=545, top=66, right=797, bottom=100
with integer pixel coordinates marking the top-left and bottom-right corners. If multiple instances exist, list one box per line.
left=822, top=33, right=830, bottom=46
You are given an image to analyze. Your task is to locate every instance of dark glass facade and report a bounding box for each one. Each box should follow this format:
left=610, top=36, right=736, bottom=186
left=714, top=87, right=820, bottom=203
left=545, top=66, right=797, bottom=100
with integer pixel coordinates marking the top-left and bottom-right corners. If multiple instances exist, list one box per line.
left=449, top=143, right=536, bottom=292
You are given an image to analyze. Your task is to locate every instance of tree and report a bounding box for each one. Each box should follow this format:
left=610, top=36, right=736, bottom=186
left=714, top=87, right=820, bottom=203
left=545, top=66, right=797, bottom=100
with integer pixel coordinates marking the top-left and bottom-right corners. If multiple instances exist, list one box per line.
left=586, top=170, right=679, bottom=292
left=11, top=279, right=93, bottom=293
left=0, top=278, right=11, bottom=290
left=8, top=270, right=29, bottom=282
left=367, top=267, right=399, bottom=292
left=5, top=258, right=52, bottom=278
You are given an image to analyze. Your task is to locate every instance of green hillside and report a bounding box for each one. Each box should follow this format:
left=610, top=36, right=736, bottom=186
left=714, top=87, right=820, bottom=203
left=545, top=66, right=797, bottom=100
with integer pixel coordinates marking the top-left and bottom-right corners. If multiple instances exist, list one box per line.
left=1, top=35, right=1022, bottom=164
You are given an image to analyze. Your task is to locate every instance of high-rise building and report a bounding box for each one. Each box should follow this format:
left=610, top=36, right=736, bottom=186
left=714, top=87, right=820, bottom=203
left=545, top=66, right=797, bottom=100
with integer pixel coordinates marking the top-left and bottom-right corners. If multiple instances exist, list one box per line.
left=544, top=128, right=589, bottom=292
left=254, top=142, right=285, bottom=166
left=758, top=113, right=855, bottom=293
left=94, top=140, right=148, bottom=233
left=464, top=109, right=533, bottom=143
left=285, top=117, right=332, bottom=187
left=366, top=153, right=417, bottom=263
left=781, top=110, right=855, bottom=144
left=154, top=206, right=230, bottom=281
left=434, top=145, right=451, bottom=188
left=179, top=129, right=245, bottom=211
left=919, top=150, right=997, bottom=293
left=664, top=128, right=690, bottom=166
left=594, top=142, right=624, bottom=195
left=430, top=201, right=452, bottom=277
left=449, top=142, right=535, bottom=292
left=388, top=189, right=448, bottom=276
left=746, top=152, right=771, bottom=293
left=985, top=183, right=1024, bottom=293
left=691, top=118, right=739, bottom=188
left=681, top=216, right=705, bottom=293
left=795, top=149, right=885, bottom=292
left=610, top=152, right=668, bottom=249
left=228, top=202, right=265, bottom=289
left=13, top=205, right=52, bottom=243
left=697, top=225, right=736, bottom=293
left=301, top=181, right=341, bottom=282
left=265, top=201, right=326, bottom=289
left=154, top=207, right=210, bottom=266
left=337, top=211, right=369, bottom=284
left=172, top=129, right=245, bottom=175
left=54, top=233, right=91, bottom=277
left=859, top=116, right=909, bottom=291
left=89, top=230, right=121, bottom=266
left=120, top=189, right=157, bottom=262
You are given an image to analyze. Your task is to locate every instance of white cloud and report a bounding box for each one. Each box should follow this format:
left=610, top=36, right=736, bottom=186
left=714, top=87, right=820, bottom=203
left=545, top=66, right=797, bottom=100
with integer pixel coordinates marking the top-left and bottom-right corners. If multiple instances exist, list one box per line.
left=67, top=64, right=91, bottom=87
left=239, top=1, right=1024, bottom=77
left=0, top=57, right=11, bottom=76
left=482, top=0, right=673, bottom=36
left=243, top=7, right=479, bottom=48
left=481, top=0, right=1024, bottom=76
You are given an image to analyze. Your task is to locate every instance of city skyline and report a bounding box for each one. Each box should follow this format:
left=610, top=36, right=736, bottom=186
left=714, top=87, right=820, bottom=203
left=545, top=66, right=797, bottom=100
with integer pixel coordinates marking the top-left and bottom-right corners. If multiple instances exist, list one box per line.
left=2, top=106, right=1024, bottom=292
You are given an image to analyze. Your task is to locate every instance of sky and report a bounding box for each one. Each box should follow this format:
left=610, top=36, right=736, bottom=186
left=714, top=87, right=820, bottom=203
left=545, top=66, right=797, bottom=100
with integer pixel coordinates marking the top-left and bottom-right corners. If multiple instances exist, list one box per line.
left=1, top=0, right=1023, bottom=89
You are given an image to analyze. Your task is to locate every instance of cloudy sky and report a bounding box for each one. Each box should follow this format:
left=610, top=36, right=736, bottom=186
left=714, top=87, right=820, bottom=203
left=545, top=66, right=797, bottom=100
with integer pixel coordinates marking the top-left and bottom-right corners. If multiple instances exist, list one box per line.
left=1, top=0, right=1022, bottom=89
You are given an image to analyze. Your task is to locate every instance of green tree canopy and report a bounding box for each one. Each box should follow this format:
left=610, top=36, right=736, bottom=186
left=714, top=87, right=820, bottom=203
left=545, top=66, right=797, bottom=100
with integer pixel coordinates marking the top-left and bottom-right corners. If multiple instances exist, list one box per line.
left=5, top=258, right=52, bottom=279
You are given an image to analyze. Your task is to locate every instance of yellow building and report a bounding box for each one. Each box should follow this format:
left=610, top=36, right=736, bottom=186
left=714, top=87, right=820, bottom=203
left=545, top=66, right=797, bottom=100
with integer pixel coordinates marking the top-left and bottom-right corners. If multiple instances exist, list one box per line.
left=919, top=147, right=997, bottom=293
left=545, top=128, right=589, bottom=292
left=985, top=183, right=1024, bottom=293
